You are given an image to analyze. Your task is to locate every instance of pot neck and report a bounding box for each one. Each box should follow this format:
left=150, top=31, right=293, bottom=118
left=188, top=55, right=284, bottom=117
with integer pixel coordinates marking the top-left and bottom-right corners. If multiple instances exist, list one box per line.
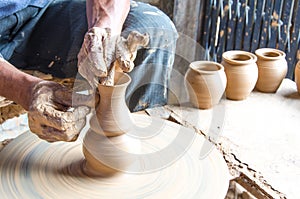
left=223, top=50, right=257, bottom=65
left=189, top=61, right=224, bottom=75
left=255, top=48, right=286, bottom=61
left=97, top=73, right=131, bottom=98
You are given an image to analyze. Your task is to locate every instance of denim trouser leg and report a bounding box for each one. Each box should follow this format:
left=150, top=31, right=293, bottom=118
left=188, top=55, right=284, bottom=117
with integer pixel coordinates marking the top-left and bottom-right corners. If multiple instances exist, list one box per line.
left=1, top=1, right=178, bottom=112
left=123, top=2, right=178, bottom=111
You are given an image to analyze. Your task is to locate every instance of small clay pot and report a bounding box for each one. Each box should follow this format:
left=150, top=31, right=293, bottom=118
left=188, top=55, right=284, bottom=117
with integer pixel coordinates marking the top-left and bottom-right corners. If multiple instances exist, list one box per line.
left=255, top=48, right=287, bottom=93
left=295, top=61, right=300, bottom=95
left=221, top=50, right=258, bottom=100
left=83, top=130, right=140, bottom=176
left=184, top=61, right=227, bottom=109
left=83, top=72, right=139, bottom=176
left=90, top=72, right=134, bottom=137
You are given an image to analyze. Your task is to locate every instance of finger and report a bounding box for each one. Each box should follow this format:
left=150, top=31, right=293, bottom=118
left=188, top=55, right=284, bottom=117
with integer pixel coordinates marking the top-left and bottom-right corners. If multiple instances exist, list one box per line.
left=41, top=117, right=86, bottom=142
left=88, top=49, right=107, bottom=77
left=99, top=63, right=115, bottom=86
left=29, top=107, right=88, bottom=142
left=88, top=28, right=113, bottom=77
left=53, top=87, right=72, bottom=106
left=37, top=105, right=89, bottom=131
left=39, top=126, right=70, bottom=142
left=103, top=31, right=117, bottom=72
left=115, top=36, right=135, bottom=73
left=127, top=31, right=150, bottom=53
left=54, top=88, right=98, bottom=108
left=60, top=106, right=90, bottom=123
left=81, top=30, right=107, bottom=77
left=117, top=55, right=135, bottom=73
left=28, top=112, right=67, bottom=142
left=38, top=123, right=79, bottom=142
left=78, top=58, right=100, bottom=88
left=72, top=92, right=99, bottom=108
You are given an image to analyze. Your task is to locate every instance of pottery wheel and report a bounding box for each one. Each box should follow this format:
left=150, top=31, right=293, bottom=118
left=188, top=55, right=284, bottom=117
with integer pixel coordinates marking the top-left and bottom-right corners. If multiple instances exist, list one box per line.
left=0, top=114, right=229, bottom=198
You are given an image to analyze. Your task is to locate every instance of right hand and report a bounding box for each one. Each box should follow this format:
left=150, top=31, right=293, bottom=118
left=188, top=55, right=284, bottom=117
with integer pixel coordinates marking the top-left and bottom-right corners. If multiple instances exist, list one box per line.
left=77, top=27, right=113, bottom=88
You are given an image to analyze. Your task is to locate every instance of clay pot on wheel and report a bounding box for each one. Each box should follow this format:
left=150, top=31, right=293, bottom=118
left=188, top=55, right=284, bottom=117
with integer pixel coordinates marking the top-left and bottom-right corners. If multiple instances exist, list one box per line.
left=184, top=61, right=227, bottom=109
left=83, top=72, right=140, bottom=176
left=255, top=48, right=287, bottom=93
left=295, top=61, right=300, bottom=95
left=221, top=50, right=258, bottom=100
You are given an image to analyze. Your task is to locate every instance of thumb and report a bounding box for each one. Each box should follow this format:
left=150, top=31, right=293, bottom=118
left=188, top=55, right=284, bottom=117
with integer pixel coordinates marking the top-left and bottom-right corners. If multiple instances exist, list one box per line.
left=54, top=88, right=99, bottom=108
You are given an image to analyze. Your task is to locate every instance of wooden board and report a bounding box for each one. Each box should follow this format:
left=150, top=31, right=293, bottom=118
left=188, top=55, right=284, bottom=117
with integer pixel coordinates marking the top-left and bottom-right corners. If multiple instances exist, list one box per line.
left=0, top=114, right=229, bottom=199
left=226, top=0, right=238, bottom=51
left=243, top=0, right=255, bottom=52
left=234, top=0, right=247, bottom=50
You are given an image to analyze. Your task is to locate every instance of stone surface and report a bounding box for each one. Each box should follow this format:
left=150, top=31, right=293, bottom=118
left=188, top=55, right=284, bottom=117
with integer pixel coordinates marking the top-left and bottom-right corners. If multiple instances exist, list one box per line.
left=164, top=78, right=300, bottom=199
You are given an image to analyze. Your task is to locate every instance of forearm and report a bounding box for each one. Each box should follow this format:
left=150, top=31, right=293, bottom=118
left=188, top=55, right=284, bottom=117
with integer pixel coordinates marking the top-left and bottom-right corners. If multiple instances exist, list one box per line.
left=86, top=0, right=130, bottom=35
left=0, top=58, right=41, bottom=110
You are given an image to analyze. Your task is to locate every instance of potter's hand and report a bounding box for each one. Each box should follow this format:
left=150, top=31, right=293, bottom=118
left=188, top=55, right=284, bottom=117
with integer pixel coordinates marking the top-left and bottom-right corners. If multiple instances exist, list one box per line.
left=78, top=28, right=114, bottom=87
left=28, top=81, right=94, bottom=142
left=115, top=30, right=150, bottom=72
left=77, top=27, right=149, bottom=87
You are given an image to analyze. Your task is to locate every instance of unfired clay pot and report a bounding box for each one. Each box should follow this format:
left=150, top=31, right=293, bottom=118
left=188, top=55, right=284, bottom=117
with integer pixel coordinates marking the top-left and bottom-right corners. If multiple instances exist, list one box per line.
left=184, top=61, right=227, bottom=109
left=221, top=50, right=258, bottom=100
left=89, top=73, right=133, bottom=137
left=255, top=48, right=287, bottom=93
left=83, top=72, right=139, bottom=176
left=295, top=61, right=300, bottom=95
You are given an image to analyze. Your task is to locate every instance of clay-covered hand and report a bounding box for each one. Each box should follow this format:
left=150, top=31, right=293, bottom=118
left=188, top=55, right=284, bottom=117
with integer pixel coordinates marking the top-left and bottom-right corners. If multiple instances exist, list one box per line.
left=77, top=27, right=149, bottom=87
left=78, top=28, right=114, bottom=87
left=28, top=81, right=93, bottom=142
left=115, top=30, right=150, bottom=73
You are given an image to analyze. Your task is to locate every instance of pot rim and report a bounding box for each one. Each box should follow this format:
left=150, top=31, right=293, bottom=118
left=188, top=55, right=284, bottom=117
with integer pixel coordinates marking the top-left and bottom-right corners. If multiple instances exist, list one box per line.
left=189, top=61, right=224, bottom=75
left=98, top=72, right=131, bottom=88
left=255, top=48, right=286, bottom=60
left=222, top=50, right=257, bottom=65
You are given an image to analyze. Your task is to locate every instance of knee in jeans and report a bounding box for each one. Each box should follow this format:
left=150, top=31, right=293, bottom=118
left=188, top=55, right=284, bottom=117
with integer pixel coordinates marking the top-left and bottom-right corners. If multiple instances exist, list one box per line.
left=124, top=2, right=178, bottom=50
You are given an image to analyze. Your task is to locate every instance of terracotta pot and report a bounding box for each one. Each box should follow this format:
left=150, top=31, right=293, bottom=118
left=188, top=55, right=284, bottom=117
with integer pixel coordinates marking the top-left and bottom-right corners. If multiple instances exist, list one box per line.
left=90, top=72, right=134, bottom=137
left=295, top=61, right=300, bottom=95
left=184, top=61, right=227, bottom=109
left=255, top=48, right=287, bottom=93
left=221, top=50, right=258, bottom=100
left=83, top=72, right=139, bottom=176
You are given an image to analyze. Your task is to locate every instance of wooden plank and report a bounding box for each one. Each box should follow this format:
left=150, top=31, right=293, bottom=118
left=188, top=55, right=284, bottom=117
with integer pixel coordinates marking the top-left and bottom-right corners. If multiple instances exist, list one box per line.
left=251, top=0, right=265, bottom=52
left=278, top=0, right=295, bottom=51
left=226, top=0, right=238, bottom=51
left=243, top=0, right=255, bottom=51
left=286, top=0, right=300, bottom=79
left=209, top=0, right=221, bottom=61
left=268, top=0, right=282, bottom=48
left=235, top=0, right=247, bottom=50
left=201, top=0, right=213, bottom=60
left=217, top=0, right=230, bottom=62
left=259, top=0, right=273, bottom=48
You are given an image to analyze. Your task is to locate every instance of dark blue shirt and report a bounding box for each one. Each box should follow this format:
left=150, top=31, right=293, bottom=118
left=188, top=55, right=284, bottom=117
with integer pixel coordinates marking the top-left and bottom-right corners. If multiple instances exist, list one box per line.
left=0, top=0, right=50, bottom=20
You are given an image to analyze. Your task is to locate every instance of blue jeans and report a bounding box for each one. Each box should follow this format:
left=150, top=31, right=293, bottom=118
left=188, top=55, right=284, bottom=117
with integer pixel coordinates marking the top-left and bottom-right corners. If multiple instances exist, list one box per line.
left=0, top=0, right=178, bottom=112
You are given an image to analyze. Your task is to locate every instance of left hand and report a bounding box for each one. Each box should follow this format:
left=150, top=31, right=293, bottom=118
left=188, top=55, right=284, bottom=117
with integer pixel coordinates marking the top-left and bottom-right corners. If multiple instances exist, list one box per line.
left=28, top=81, right=96, bottom=142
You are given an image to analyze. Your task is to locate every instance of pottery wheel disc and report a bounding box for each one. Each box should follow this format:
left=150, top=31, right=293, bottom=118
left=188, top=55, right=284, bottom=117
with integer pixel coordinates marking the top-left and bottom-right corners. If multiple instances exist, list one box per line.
left=0, top=114, right=229, bottom=198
